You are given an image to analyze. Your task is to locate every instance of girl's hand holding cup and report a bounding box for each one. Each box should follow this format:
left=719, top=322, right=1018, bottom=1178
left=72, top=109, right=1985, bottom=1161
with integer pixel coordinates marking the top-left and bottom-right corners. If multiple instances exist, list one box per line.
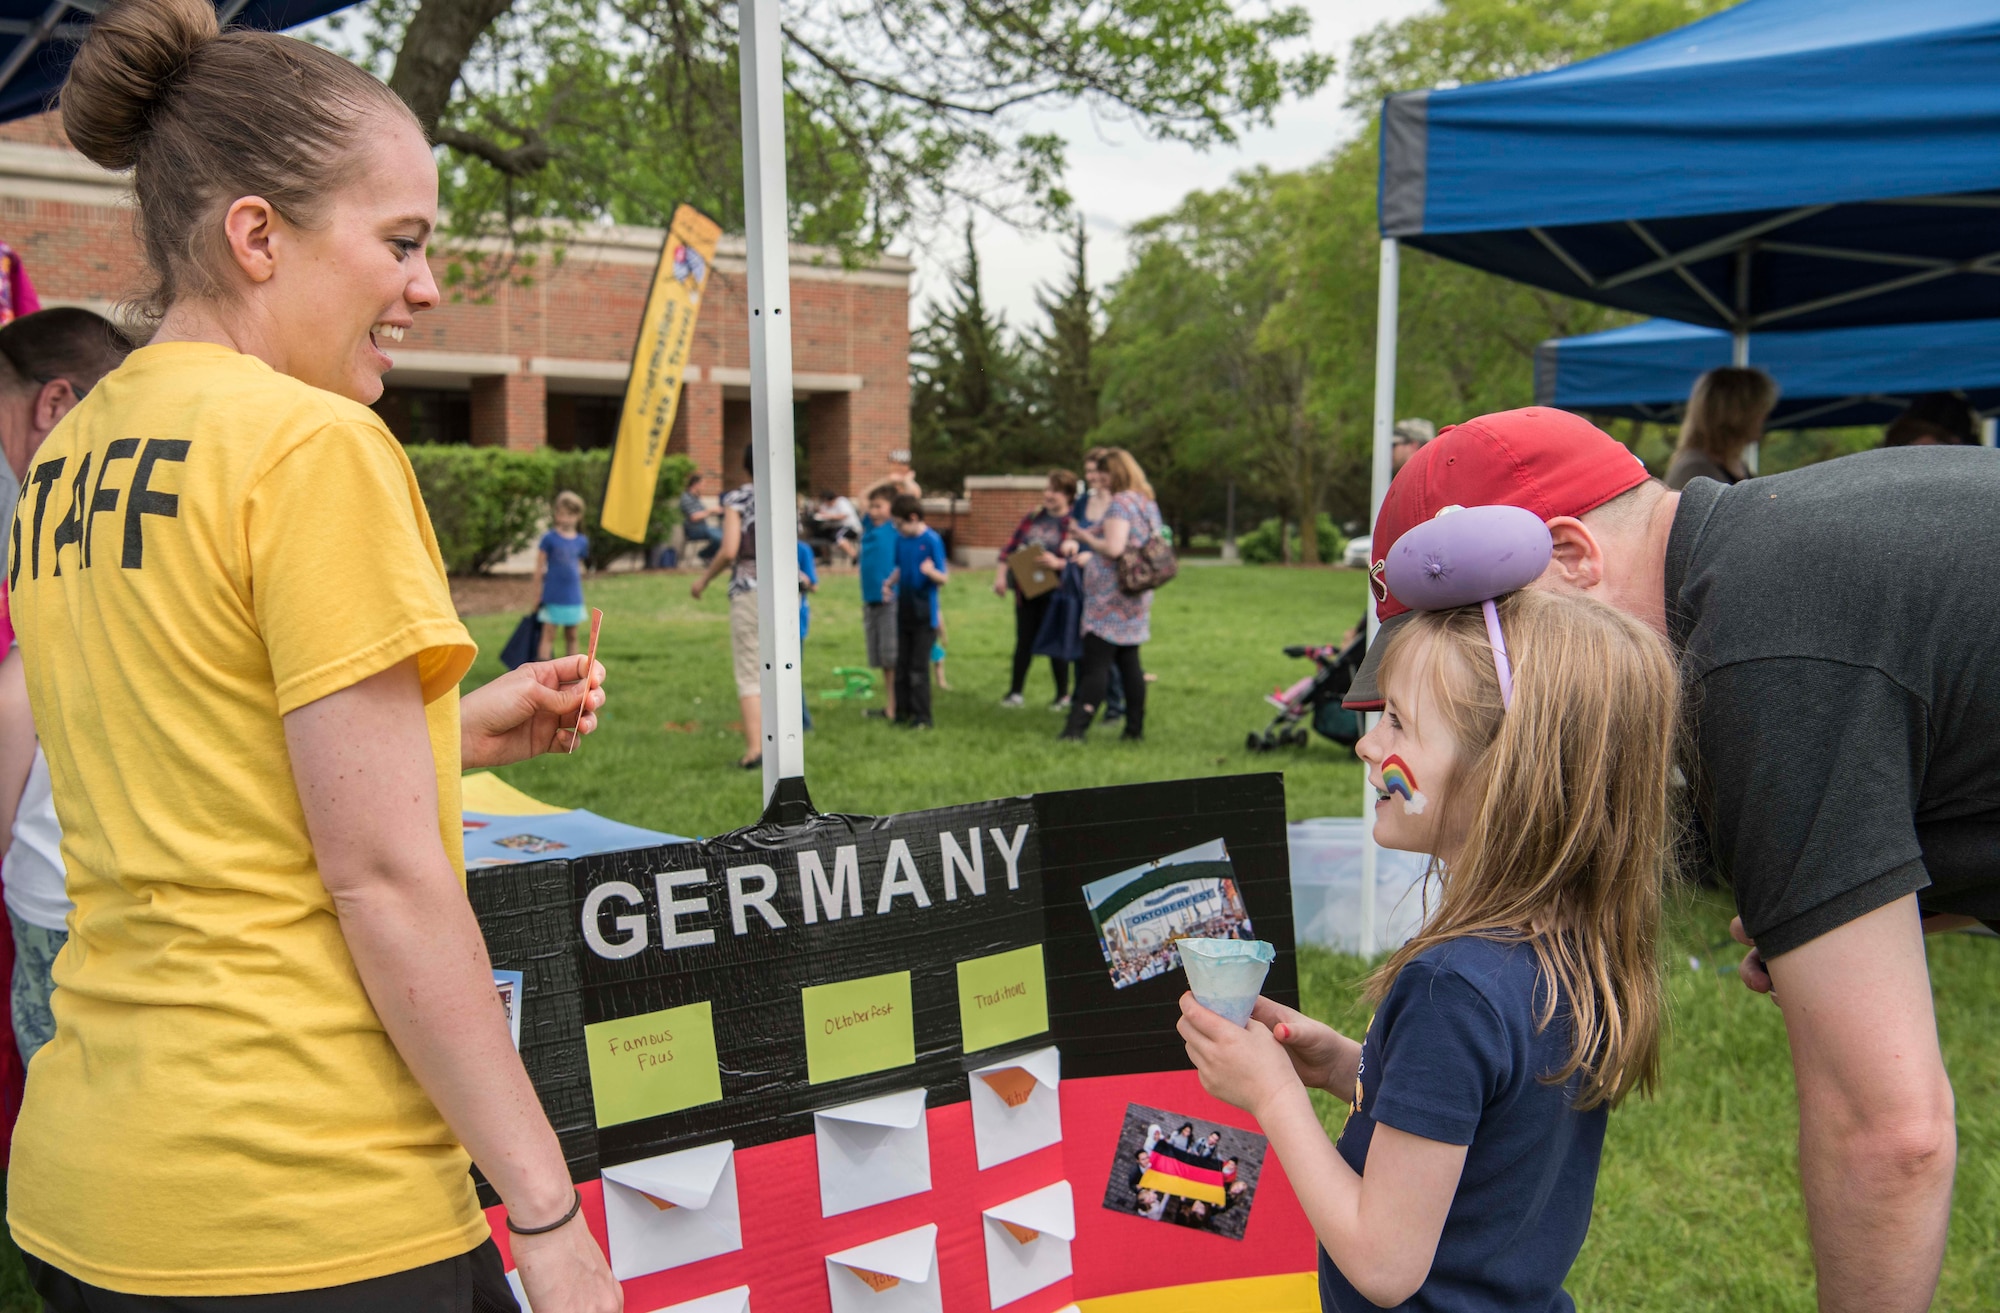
left=1177, top=992, right=1300, bottom=1119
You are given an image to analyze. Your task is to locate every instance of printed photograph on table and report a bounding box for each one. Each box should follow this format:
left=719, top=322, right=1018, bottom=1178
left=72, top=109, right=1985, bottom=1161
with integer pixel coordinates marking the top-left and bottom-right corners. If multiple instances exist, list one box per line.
left=1101, top=1102, right=1267, bottom=1240
left=1082, top=838, right=1254, bottom=989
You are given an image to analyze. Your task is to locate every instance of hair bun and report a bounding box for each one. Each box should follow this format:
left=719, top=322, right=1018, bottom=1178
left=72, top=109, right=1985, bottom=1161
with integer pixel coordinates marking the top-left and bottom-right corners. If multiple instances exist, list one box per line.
left=61, top=0, right=219, bottom=171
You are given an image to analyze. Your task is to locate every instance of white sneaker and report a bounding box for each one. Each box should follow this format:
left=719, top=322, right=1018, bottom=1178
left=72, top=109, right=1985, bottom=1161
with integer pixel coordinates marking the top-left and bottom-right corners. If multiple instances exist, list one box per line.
left=1000, top=693, right=1026, bottom=708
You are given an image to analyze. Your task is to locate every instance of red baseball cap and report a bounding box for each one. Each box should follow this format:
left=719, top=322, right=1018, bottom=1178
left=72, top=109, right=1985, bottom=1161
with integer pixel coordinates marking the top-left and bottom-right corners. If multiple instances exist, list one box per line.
left=1343, top=407, right=1651, bottom=709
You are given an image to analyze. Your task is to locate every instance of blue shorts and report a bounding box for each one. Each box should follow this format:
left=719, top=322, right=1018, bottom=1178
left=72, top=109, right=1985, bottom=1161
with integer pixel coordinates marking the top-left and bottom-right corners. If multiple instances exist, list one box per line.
left=539, top=603, right=588, bottom=627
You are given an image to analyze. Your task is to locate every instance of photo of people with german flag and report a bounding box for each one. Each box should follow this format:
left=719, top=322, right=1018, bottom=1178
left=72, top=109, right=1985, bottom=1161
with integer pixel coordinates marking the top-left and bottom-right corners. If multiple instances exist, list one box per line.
left=1100, top=1102, right=1267, bottom=1240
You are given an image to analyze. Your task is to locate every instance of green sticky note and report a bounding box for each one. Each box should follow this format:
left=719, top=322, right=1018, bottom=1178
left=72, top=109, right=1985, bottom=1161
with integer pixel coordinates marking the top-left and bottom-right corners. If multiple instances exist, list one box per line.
left=957, top=944, right=1050, bottom=1053
left=802, top=971, right=915, bottom=1084
left=584, top=1002, right=723, bottom=1128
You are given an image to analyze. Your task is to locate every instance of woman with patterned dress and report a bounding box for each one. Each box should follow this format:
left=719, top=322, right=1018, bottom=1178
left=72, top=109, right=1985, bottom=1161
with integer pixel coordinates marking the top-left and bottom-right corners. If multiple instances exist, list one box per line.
left=1058, top=447, right=1161, bottom=743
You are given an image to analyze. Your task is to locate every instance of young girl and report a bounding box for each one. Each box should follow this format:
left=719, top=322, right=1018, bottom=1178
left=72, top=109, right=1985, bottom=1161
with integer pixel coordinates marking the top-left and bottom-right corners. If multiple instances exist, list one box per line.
left=1181, top=587, right=1678, bottom=1311
left=535, top=489, right=591, bottom=659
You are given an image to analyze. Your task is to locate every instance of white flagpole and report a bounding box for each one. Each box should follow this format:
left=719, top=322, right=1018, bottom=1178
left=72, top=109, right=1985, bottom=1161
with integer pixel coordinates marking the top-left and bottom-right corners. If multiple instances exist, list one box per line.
left=1360, top=237, right=1400, bottom=958
left=737, top=0, right=809, bottom=818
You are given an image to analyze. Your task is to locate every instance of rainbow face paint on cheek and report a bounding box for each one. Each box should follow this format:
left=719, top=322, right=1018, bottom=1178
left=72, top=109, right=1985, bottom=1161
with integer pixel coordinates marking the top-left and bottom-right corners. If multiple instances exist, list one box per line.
left=1381, top=755, right=1429, bottom=815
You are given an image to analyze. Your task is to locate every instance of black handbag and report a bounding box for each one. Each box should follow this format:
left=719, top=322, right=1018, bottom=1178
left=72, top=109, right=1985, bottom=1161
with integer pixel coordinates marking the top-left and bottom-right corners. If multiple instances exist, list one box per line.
left=499, top=611, right=540, bottom=670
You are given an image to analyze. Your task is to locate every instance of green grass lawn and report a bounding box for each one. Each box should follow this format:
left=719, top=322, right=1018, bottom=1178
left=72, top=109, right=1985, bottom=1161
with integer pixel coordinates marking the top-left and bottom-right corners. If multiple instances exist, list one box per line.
left=459, top=562, right=1374, bottom=834
left=0, top=565, right=1990, bottom=1308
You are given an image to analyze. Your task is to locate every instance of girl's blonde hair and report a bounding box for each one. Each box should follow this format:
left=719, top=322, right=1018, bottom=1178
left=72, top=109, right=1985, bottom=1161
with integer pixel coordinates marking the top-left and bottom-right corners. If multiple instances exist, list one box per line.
left=1676, top=367, right=1776, bottom=465
left=1368, top=589, right=1679, bottom=1110
left=555, top=490, right=586, bottom=516
left=1100, top=447, right=1155, bottom=500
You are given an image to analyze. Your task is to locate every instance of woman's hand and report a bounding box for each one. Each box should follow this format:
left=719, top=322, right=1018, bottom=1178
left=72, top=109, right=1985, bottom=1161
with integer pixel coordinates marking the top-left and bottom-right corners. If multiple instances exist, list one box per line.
left=1251, top=997, right=1360, bottom=1094
left=1178, top=993, right=1303, bottom=1120
left=511, top=1215, right=622, bottom=1313
left=689, top=576, right=708, bottom=601
left=461, top=654, right=606, bottom=768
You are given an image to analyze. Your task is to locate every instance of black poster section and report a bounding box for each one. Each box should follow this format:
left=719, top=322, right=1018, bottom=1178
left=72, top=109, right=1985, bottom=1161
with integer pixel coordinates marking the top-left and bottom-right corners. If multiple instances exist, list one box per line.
left=468, top=774, right=1292, bottom=1205
left=1034, top=773, right=1298, bottom=1078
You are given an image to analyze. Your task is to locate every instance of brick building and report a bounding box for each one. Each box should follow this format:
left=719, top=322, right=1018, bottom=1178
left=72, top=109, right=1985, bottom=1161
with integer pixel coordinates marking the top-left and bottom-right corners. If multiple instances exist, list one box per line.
left=0, top=112, right=912, bottom=498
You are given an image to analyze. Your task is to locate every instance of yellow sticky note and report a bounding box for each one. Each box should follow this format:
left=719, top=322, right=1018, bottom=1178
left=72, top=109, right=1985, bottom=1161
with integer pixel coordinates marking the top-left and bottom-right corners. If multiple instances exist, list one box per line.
left=584, top=1002, right=723, bottom=1128
left=802, top=971, right=915, bottom=1084
left=956, top=945, right=1049, bottom=1054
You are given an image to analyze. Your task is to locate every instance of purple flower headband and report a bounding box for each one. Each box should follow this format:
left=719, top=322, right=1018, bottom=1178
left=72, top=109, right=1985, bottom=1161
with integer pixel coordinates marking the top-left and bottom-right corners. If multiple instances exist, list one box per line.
left=1381, top=505, right=1553, bottom=709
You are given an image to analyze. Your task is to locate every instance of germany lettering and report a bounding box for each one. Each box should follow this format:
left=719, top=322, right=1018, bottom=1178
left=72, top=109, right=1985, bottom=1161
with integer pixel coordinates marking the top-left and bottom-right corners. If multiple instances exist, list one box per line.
left=580, top=824, right=1032, bottom=962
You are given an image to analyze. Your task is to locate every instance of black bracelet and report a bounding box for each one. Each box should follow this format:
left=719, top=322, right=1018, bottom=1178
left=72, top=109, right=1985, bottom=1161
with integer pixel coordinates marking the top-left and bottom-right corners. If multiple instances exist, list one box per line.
left=506, top=1188, right=582, bottom=1236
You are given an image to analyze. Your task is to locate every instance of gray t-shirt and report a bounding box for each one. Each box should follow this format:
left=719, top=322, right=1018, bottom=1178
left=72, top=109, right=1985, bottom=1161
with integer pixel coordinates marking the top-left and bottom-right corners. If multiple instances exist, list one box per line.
left=1666, top=448, right=2000, bottom=956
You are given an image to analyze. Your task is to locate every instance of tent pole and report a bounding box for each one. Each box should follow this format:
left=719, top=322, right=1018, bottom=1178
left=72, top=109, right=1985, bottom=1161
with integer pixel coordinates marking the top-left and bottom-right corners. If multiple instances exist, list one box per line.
left=1360, top=237, right=1399, bottom=958
left=737, top=0, right=808, bottom=816
left=1733, top=328, right=1760, bottom=474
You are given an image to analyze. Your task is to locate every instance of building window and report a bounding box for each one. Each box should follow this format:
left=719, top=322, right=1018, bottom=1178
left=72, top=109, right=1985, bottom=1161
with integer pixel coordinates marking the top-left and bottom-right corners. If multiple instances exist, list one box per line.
left=375, top=387, right=471, bottom=446
left=547, top=393, right=624, bottom=450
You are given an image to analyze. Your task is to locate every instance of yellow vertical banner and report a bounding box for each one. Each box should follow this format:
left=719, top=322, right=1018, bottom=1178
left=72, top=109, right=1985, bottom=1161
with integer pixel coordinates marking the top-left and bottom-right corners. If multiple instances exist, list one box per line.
left=601, top=203, right=723, bottom=542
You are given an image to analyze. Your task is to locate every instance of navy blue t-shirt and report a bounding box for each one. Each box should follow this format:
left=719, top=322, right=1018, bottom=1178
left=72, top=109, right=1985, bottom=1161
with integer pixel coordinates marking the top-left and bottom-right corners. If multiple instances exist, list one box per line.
left=1321, top=938, right=1606, bottom=1313
left=892, top=526, right=946, bottom=627
left=539, top=530, right=588, bottom=606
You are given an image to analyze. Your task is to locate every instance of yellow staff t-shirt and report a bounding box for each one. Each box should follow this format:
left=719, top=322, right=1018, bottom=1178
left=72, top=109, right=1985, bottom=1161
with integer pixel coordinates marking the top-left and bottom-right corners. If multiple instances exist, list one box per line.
left=5, top=342, right=487, bottom=1294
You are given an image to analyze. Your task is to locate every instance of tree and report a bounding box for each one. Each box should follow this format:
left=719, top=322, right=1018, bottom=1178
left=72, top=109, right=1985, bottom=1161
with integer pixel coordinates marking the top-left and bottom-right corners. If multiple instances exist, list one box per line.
left=909, top=223, right=1034, bottom=493
left=1024, top=218, right=1100, bottom=462
left=1093, top=168, right=1346, bottom=562
left=1344, top=0, right=1740, bottom=111
left=331, top=0, right=1334, bottom=257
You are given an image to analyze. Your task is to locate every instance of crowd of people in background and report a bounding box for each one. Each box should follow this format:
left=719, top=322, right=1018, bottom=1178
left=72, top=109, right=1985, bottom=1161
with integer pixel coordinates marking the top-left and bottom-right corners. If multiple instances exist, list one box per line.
left=681, top=442, right=1168, bottom=750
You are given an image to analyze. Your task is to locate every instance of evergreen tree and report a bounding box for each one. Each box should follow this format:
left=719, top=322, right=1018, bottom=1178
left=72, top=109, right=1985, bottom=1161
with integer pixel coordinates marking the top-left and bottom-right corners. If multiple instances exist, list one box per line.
left=910, top=223, right=1031, bottom=493
left=1028, top=218, right=1101, bottom=462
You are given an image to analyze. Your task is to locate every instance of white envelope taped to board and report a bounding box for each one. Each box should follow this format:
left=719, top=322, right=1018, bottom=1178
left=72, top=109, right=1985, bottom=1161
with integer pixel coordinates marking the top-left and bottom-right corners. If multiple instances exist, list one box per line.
left=506, top=1269, right=533, bottom=1313
left=601, top=1140, right=745, bottom=1280
left=815, top=1087, right=933, bottom=1217
left=982, top=1180, right=1076, bottom=1308
left=826, top=1223, right=941, bottom=1313
left=642, top=1286, right=752, bottom=1313
left=969, top=1046, right=1062, bottom=1170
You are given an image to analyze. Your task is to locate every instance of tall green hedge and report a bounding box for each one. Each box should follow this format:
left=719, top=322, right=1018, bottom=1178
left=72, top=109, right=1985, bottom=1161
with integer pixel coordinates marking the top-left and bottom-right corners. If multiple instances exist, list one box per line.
left=405, top=446, right=696, bottom=574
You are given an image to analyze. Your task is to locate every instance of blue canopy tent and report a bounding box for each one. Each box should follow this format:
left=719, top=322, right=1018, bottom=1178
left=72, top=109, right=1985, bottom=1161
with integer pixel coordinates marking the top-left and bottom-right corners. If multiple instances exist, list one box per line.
left=1352, top=0, right=2000, bottom=948
left=1536, top=318, right=2000, bottom=433
left=0, top=0, right=355, bottom=124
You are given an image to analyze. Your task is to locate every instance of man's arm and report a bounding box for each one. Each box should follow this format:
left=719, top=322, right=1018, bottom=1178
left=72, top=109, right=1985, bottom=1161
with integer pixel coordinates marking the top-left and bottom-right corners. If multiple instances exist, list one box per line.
left=1764, top=894, right=1954, bottom=1313
left=690, top=506, right=740, bottom=600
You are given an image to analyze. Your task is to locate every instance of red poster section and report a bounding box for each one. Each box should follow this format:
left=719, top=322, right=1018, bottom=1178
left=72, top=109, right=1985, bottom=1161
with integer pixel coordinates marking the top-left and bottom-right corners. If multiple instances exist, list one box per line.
left=486, top=1070, right=1315, bottom=1312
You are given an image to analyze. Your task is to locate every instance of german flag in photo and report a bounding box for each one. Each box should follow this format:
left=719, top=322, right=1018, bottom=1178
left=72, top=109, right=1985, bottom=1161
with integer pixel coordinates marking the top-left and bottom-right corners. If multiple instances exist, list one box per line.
left=1137, top=1141, right=1227, bottom=1206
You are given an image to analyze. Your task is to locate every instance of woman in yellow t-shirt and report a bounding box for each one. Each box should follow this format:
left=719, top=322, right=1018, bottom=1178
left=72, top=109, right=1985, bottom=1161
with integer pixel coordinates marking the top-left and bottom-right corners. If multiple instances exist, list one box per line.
left=4, top=1, right=622, bottom=1309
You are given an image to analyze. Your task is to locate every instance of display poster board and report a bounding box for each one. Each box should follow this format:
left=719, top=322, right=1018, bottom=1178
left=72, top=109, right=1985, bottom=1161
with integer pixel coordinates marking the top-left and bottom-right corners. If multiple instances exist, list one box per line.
left=472, top=774, right=1314, bottom=1312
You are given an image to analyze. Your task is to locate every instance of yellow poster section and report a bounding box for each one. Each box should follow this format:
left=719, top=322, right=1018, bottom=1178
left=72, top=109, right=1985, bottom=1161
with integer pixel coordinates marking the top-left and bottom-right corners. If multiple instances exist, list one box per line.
left=1078, top=1272, right=1318, bottom=1313
left=584, top=1002, right=724, bottom=1127
left=602, top=203, right=723, bottom=542
left=802, top=970, right=915, bottom=1084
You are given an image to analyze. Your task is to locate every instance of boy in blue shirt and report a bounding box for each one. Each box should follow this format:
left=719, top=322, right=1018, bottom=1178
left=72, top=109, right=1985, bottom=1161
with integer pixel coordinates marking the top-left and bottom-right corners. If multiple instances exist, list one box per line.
left=882, top=493, right=947, bottom=729
left=857, top=486, right=901, bottom=720
left=796, top=538, right=818, bottom=731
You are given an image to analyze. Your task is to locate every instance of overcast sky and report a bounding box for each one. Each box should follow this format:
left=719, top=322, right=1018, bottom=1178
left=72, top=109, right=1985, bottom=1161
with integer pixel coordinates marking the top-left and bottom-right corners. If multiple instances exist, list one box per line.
left=910, top=0, right=1434, bottom=328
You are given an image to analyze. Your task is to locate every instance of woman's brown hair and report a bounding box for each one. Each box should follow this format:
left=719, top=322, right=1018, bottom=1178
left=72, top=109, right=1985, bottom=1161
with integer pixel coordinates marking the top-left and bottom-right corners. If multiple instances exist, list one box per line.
left=1046, top=468, right=1079, bottom=499
left=1100, top=448, right=1155, bottom=500
left=1675, top=367, right=1776, bottom=466
left=61, top=0, right=418, bottom=318
left=1368, top=588, right=1680, bottom=1111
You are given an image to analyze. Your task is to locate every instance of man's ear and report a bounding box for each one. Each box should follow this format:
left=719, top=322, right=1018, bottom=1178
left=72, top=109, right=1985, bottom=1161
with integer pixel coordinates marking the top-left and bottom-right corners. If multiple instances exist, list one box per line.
left=223, top=196, right=281, bottom=284
left=1543, top=515, right=1607, bottom=591
left=32, top=378, right=77, bottom=434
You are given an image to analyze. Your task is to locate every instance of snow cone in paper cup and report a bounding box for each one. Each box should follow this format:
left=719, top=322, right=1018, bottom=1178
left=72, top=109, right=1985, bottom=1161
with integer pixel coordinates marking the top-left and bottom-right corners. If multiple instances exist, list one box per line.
left=1178, top=938, right=1276, bottom=1027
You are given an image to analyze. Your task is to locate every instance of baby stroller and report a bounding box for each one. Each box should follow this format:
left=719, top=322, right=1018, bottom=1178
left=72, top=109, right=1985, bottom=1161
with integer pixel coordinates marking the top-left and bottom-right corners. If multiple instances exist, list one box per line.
left=1246, top=636, right=1365, bottom=752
